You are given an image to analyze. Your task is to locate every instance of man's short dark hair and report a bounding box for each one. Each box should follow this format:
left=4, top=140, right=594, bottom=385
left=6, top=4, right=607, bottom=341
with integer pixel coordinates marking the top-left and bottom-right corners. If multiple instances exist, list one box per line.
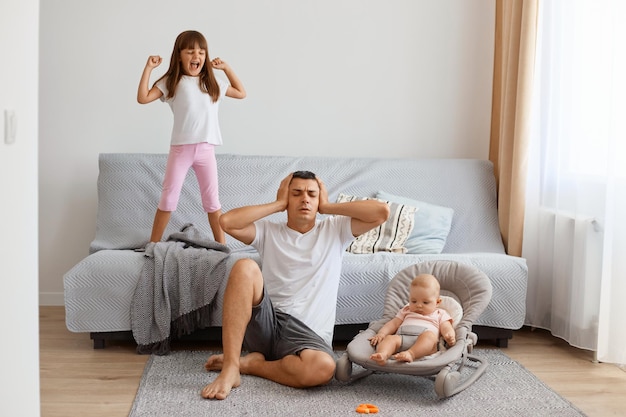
left=292, top=170, right=316, bottom=180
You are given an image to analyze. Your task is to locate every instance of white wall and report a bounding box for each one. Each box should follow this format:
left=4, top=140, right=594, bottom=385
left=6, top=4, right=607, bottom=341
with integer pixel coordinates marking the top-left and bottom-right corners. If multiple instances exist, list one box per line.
left=39, top=0, right=495, bottom=304
left=0, top=0, right=41, bottom=415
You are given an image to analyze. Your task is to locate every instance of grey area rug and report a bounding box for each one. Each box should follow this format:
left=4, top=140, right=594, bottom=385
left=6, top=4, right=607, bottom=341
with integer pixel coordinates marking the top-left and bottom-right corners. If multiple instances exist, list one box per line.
left=129, top=349, right=587, bottom=417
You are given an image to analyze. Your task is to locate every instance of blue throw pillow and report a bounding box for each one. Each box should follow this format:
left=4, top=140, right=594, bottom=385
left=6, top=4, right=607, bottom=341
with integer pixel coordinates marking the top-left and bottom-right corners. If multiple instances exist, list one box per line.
left=376, top=191, right=454, bottom=254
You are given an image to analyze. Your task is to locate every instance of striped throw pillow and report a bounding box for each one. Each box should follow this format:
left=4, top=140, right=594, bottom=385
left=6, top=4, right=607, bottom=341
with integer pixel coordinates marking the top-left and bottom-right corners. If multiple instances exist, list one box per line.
left=337, top=193, right=417, bottom=254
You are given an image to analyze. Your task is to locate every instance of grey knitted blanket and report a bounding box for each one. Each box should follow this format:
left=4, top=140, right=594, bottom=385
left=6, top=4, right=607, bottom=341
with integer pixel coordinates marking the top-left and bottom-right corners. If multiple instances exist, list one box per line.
left=131, top=224, right=231, bottom=355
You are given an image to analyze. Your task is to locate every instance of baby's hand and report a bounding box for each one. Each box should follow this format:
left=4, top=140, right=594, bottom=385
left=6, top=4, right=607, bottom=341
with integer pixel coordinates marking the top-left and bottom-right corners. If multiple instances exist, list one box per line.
left=146, top=55, right=162, bottom=68
left=443, top=332, right=456, bottom=347
left=368, top=334, right=383, bottom=346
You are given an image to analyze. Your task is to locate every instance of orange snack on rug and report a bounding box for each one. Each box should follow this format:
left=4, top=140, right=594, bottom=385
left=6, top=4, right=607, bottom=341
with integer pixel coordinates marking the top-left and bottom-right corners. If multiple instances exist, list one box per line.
left=356, top=403, right=379, bottom=414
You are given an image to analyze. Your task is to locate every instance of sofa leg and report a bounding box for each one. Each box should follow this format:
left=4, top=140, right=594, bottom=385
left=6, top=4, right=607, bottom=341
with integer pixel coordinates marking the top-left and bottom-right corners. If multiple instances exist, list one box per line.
left=472, top=326, right=513, bottom=347
left=494, top=337, right=509, bottom=348
left=90, top=332, right=106, bottom=349
left=90, top=331, right=134, bottom=349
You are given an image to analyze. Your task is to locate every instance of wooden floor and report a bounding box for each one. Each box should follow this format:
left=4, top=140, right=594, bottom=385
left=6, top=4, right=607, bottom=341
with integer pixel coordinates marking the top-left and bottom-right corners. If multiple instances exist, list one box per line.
left=40, top=306, right=626, bottom=417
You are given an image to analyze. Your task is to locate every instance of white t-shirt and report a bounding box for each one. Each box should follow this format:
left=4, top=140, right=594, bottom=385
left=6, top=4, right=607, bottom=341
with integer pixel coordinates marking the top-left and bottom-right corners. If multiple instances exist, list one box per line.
left=252, top=215, right=354, bottom=346
left=156, top=75, right=228, bottom=146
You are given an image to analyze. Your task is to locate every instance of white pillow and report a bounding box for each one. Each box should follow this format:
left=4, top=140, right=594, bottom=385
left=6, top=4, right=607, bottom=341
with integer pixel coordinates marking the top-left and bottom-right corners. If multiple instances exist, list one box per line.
left=337, top=193, right=417, bottom=254
left=439, top=295, right=463, bottom=327
left=376, top=191, right=454, bottom=254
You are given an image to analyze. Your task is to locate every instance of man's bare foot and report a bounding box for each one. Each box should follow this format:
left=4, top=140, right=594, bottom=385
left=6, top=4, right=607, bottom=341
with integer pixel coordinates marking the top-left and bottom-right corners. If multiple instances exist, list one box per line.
left=201, top=364, right=241, bottom=400
left=239, top=352, right=266, bottom=375
left=392, top=350, right=415, bottom=362
left=369, top=352, right=389, bottom=366
left=204, top=354, right=224, bottom=372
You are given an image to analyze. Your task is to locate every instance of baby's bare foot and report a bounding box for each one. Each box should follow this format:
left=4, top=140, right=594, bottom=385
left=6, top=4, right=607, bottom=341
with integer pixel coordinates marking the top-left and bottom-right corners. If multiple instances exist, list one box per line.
left=369, top=352, right=389, bottom=366
left=392, top=350, right=415, bottom=362
left=204, top=354, right=225, bottom=372
left=201, top=365, right=241, bottom=400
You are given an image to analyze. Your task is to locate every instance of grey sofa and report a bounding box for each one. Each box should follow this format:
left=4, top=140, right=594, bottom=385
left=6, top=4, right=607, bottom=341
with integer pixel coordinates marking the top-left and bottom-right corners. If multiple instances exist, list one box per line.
left=63, top=153, right=527, bottom=348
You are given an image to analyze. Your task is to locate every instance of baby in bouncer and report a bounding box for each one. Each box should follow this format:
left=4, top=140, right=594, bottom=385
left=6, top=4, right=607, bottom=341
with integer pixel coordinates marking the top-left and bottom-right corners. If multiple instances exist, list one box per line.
left=368, top=273, right=456, bottom=365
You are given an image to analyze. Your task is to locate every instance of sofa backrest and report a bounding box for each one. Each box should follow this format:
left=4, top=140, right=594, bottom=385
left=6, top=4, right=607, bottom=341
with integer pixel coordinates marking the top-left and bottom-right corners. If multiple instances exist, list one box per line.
left=90, top=153, right=505, bottom=254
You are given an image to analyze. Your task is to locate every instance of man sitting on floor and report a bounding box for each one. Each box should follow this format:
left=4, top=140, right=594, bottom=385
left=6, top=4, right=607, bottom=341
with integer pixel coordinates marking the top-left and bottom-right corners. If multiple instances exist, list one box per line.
left=201, top=170, right=389, bottom=400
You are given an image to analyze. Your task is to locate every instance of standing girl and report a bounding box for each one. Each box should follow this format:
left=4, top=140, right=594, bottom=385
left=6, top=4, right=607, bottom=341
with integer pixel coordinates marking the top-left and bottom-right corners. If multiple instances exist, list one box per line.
left=137, top=30, right=246, bottom=244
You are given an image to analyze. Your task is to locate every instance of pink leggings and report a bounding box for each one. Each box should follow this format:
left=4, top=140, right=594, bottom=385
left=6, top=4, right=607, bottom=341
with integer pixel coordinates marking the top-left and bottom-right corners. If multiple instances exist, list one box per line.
left=158, top=143, right=221, bottom=213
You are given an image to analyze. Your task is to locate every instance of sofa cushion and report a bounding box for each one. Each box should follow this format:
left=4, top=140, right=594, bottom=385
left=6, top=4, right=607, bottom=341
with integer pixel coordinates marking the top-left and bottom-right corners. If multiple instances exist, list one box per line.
left=336, top=193, right=417, bottom=254
left=65, top=250, right=528, bottom=333
left=376, top=191, right=454, bottom=254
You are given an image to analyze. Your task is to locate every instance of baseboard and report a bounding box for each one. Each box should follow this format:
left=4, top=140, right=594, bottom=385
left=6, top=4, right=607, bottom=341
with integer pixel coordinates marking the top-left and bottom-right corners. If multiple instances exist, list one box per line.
left=39, top=292, right=65, bottom=306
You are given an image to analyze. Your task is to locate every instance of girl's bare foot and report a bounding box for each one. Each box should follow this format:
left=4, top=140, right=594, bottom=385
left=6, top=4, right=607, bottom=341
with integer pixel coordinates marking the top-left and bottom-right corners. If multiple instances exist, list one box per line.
left=369, top=352, right=389, bottom=366
left=201, top=364, right=241, bottom=400
left=204, top=354, right=224, bottom=372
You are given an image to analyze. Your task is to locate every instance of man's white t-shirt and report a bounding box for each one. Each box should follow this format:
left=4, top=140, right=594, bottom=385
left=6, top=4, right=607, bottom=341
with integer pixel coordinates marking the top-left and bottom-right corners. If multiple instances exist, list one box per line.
left=252, top=215, right=354, bottom=346
left=156, top=75, right=228, bottom=145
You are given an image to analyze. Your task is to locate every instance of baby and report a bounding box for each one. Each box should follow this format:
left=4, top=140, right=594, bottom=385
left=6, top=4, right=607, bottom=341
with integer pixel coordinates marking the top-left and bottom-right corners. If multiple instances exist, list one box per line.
left=369, top=273, right=456, bottom=365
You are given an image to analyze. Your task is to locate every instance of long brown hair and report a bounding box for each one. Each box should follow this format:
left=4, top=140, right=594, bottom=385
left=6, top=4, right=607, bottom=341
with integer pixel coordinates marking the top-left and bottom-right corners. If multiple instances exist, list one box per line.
left=155, top=30, right=220, bottom=102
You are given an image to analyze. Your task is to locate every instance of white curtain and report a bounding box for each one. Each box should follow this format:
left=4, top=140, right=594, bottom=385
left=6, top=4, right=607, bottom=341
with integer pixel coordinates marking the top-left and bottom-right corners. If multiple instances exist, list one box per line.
left=523, top=0, right=625, bottom=366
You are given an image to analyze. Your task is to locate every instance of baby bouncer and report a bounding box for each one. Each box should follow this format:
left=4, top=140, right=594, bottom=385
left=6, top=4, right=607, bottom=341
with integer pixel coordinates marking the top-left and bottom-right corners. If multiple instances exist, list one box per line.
left=335, top=260, right=493, bottom=398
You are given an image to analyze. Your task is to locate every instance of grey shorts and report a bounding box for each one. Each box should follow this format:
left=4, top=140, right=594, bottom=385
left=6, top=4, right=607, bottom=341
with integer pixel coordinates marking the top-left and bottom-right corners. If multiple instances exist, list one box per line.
left=397, top=325, right=429, bottom=351
left=243, top=289, right=335, bottom=361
